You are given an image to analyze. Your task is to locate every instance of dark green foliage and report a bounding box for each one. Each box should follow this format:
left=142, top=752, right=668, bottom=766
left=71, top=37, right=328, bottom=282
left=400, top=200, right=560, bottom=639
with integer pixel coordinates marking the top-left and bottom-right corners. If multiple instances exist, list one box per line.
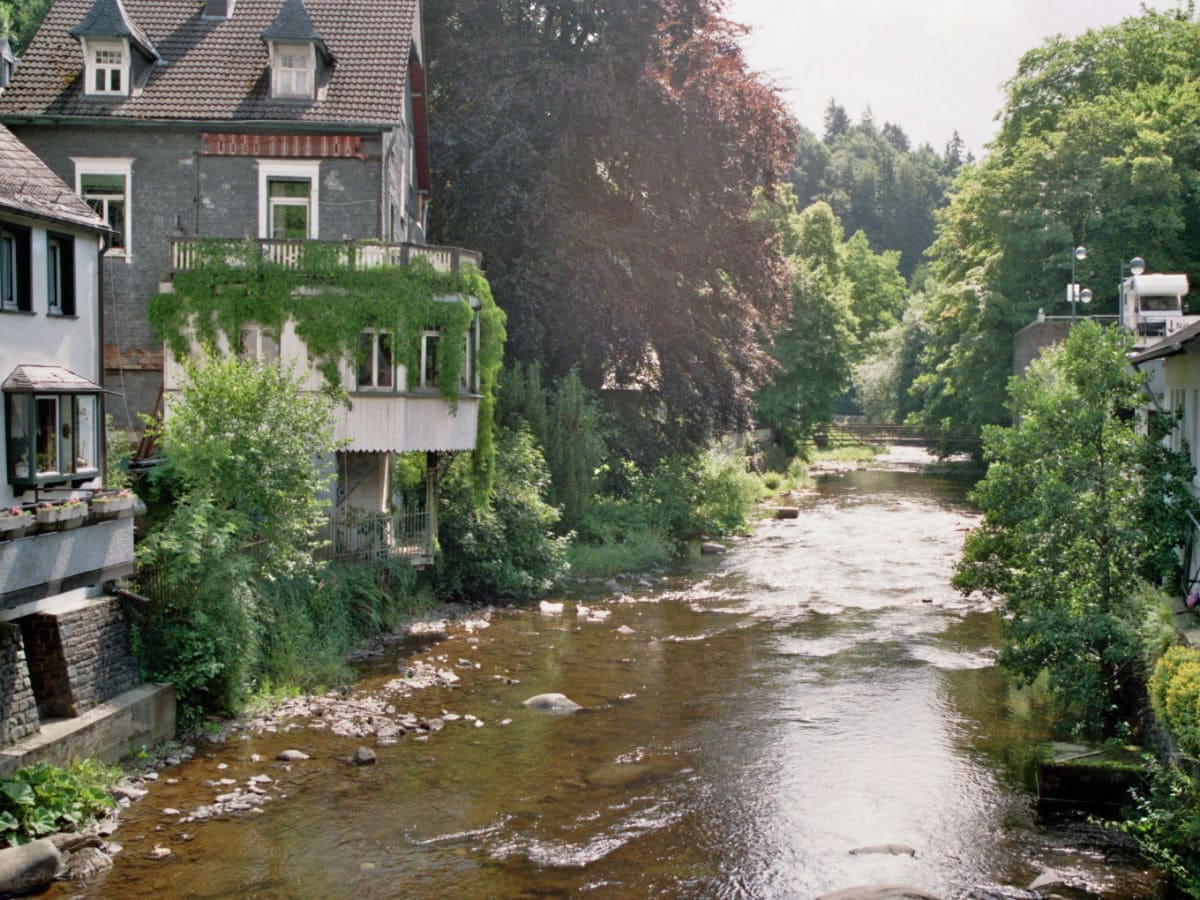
left=918, top=8, right=1200, bottom=440
left=0, top=761, right=118, bottom=847
left=436, top=426, right=570, bottom=601
left=955, top=322, right=1198, bottom=738
left=793, top=115, right=956, bottom=279
left=1118, top=758, right=1200, bottom=895
left=0, top=0, right=51, bottom=54
left=258, top=561, right=426, bottom=691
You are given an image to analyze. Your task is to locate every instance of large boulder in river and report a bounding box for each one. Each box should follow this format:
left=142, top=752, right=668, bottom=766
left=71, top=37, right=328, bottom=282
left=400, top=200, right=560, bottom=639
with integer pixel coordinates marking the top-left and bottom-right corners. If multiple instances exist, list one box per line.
left=816, top=887, right=941, bottom=900
left=522, top=693, right=582, bottom=713
left=700, top=541, right=727, bottom=555
left=0, top=838, right=63, bottom=894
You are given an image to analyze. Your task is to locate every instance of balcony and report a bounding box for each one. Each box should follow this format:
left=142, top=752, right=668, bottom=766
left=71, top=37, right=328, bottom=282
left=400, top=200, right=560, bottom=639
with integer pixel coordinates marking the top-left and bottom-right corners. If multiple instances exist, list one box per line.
left=169, top=237, right=483, bottom=274
left=324, top=505, right=434, bottom=566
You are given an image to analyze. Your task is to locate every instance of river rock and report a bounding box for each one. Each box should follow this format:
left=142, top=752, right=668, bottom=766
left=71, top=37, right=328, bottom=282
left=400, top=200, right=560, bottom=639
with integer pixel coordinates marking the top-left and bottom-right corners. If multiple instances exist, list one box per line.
left=349, top=747, right=377, bottom=765
left=775, top=506, right=800, bottom=519
left=615, top=625, right=636, bottom=635
left=848, top=844, right=917, bottom=857
left=60, top=845, right=112, bottom=881
left=111, top=784, right=148, bottom=803
left=816, top=887, right=941, bottom=900
left=539, top=600, right=564, bottom=615
left=0, top=839, right=63, bottom=893
left=700, top=541, right=727, bottom=555
left=276, top=749, right=309, bottom=761
left=1028, top=868, right=1071, bottom=891
left=522, top=693, right=583, bottom=713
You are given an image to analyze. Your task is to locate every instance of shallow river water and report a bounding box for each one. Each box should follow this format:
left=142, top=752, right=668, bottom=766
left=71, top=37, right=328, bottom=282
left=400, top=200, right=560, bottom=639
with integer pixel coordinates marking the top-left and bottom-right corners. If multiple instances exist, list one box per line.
left=75, top=447, right=1164, bottom=898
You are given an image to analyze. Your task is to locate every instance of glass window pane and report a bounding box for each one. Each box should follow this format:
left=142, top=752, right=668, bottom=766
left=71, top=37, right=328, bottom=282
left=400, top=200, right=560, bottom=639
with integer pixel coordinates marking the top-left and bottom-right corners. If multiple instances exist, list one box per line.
left=357, top=332, right=374, bottom=387
left=423, top=334, right=439, bottom=387
left=377, top=333, right=393, bottom=388
left=272, top=203, right=308, bottom=239
left=269, top=180, right=311, bottom=199
left=35, top=397, right=59, bottom=475
left=8, top=396, right=31, bottom=480
left=76, top=396, right=98, bottom=471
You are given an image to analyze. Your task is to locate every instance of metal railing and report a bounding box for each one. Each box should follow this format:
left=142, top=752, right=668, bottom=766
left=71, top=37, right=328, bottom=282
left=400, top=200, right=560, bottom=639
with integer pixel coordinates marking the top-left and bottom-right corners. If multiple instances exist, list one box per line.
left=169, top=237, right=482, bottom=274
left=326, top=505, right=433, bottom=563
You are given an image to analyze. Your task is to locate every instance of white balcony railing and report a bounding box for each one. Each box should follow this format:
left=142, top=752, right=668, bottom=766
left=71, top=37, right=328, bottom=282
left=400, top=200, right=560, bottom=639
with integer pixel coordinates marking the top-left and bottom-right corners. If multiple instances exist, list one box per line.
left=169, top=238, right=482, bottom=275
left=326, top=505, right=433, bottom=563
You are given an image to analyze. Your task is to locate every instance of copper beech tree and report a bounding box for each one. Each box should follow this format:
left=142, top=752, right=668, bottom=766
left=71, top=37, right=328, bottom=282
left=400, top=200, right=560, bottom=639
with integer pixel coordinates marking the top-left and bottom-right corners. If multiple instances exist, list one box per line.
left=424, top=0, right=796, bottom=453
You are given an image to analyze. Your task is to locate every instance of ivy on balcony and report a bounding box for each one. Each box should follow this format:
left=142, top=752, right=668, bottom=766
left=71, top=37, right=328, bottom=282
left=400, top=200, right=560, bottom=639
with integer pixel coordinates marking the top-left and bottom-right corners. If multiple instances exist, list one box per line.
left=149, top=239, right=506, bottom=503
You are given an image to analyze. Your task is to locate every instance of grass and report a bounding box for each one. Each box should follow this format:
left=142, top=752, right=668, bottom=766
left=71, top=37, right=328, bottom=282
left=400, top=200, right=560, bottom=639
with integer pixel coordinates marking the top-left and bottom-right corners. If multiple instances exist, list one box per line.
left=567, top=529, right=674, bottom=579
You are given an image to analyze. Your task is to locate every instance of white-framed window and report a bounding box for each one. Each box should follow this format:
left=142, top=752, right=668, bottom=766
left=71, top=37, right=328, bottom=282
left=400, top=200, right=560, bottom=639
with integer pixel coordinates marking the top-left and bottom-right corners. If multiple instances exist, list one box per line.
left=271, top=41, right=315, bottom=99
left=5, top=392, right=100, bottom=486
left=0, top=226, right=23, bottom=311
left=74, top=158, right=133, bottom=258
left=357, top=330, right=395, bottom=390
left=419, top=331, right=439, bottom=389
left=257, top=160, right=320, bottom=240
left=83, top=39, right=129, bottom=96
left=240, top=324, right=279, bottom=363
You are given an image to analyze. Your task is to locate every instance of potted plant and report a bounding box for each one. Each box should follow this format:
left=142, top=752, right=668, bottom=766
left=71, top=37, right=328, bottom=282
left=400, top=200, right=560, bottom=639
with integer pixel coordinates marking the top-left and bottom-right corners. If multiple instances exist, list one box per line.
left=0, top=506, right=34, bottom=540
left=36, top=499, right=88, bottom=531
left=90, top=488, right=138, bottom=521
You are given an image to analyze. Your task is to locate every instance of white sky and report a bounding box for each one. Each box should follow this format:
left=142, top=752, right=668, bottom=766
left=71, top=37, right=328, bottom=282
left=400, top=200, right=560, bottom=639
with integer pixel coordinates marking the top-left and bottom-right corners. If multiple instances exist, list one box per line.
left=726, top=0, right=1182, bottom=155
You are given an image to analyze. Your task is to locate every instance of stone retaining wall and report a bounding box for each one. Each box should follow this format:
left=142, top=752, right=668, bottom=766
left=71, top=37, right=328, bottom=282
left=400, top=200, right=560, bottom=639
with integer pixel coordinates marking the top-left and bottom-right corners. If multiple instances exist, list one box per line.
left=55, top=600, right=141, bottom=715
left=0, top=623, right=40, bottom=747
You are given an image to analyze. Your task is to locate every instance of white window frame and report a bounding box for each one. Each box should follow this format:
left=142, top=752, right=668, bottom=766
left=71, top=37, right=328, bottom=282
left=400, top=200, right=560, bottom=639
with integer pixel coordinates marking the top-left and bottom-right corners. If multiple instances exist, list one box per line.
left=357, top=329, right=396, bottom=391
left=270, top=41, right=315, bottom=99
left=83, top=38, right=129, bottom=96
left=240, top=324, right=279, bottom=363
left=73, top=157, right=133, bottom=261
left=257, top=160, right=320, bottom=240
left=46, top=237, right=63, bottom=314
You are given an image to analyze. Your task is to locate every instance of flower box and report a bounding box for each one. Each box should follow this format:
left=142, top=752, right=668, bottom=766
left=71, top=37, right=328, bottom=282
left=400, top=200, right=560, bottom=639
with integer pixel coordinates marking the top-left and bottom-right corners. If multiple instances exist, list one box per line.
left=0, top=510, right=34, bottom=540
left=90, top=493, right=138, bottom=521
left=36, top=502, right=88, bottom=531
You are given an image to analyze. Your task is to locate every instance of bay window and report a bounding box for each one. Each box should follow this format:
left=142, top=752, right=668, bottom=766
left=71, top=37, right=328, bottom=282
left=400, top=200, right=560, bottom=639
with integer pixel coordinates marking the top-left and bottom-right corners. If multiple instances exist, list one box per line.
left=5, top=392, right=100, bottom=487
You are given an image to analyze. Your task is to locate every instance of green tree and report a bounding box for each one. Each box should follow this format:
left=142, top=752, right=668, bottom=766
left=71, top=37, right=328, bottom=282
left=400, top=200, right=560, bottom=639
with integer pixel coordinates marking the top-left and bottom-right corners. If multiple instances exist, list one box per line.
left=917, top=7, right=1200, bottom=442
left=0, top=0, right=51, bottom=53
left=954, top=322, right=1197, bottom=738
left=751, top=193, right=856, bottom=452
left=134, top=357, right=341, bottom=718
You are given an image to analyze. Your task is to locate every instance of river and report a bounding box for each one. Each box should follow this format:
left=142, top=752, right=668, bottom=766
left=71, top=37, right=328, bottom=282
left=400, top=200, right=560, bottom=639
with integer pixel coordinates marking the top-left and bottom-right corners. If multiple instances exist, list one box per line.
left=72, top=447, right=1163, bottom=898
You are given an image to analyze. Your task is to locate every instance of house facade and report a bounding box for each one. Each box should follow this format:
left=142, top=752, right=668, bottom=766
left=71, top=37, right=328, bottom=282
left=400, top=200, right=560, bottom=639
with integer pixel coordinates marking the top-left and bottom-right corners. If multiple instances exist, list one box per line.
left=0, top=123, right=162, bottom=760
left=0, top=0, right=489, bottom=563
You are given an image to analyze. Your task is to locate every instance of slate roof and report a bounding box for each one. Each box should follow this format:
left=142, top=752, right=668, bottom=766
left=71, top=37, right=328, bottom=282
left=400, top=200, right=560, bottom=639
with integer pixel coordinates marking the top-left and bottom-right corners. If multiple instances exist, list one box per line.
left=2, top=365, right=103, bottom=393
left=0, top=123, right=105, bottom=231
left=68, top=0, right=160, bottom=61
left=0, top=0, right=417, bottom=126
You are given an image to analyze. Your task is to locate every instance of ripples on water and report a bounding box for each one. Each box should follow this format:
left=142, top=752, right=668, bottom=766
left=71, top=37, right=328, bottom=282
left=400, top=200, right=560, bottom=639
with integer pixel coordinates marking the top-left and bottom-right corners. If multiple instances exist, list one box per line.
left=78, top=447, right=1163, bottom=899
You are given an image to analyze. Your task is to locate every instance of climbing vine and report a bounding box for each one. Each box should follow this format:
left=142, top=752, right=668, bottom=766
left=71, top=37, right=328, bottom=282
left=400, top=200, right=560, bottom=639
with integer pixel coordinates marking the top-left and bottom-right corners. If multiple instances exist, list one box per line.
left=149, top=240, right=506, bottom=503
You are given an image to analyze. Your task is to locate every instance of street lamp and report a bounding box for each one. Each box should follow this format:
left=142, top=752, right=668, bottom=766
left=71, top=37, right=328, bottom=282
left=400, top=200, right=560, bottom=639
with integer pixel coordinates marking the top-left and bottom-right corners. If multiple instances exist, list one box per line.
left=1070, top=245, right=1088, bottom=322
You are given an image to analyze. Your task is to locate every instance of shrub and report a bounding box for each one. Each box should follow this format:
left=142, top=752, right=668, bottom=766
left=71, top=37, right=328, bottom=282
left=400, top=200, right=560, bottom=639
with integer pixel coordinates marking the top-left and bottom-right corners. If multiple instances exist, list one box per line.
left=0, top=761, right=118, bottom=846
left=762, top=472, right=782, bottom=491
left=1118, top=758, right=1200, bottom=894
left=566, top=528, right=673, bottom=578
left=695, top=451, right=760, bottom=535
left=437, top=426, right=569, bottom=601
left=1151, top=646, right=1200, bottom=757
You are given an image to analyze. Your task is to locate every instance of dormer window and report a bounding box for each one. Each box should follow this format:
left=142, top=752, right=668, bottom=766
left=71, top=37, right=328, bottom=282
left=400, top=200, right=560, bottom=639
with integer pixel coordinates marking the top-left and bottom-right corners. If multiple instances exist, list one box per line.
left=87, top=40, right=128, bottom=95
left=272, top=42, right=314, bottom=99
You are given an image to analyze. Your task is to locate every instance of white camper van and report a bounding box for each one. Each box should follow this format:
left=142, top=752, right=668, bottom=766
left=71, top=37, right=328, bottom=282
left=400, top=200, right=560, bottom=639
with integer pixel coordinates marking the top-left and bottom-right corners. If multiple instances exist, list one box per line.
left=1120, top=272, right=1194, bottom=345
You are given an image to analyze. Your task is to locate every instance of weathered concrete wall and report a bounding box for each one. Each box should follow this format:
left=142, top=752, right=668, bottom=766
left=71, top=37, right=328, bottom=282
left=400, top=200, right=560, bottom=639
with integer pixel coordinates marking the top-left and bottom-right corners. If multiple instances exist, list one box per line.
left=0, top=518, right=135, bottom=608
left=0, top=623, right=39, bottom=747
left=1014, top=320, right=1074, bottom=377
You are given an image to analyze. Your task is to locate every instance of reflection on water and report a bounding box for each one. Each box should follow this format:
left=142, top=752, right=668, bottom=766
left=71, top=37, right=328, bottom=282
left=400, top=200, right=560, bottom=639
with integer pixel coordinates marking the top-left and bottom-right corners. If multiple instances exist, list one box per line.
left=72, top=448, right=1162, bottom=898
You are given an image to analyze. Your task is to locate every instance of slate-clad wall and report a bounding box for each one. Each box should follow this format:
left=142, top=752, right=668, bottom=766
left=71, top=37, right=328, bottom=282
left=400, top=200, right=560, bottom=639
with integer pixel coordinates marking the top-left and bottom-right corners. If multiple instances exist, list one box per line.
left=10, top=123, right=387, bottom=428
left=0, top=622, right=40, bottom=747
left=55, top=598, right=140, bottom=714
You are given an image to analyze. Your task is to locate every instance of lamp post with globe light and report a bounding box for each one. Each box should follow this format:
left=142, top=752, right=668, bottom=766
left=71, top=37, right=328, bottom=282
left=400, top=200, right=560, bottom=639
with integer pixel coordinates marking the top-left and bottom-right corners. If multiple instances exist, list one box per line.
left=1119, top=256, right=1145, bottom=332
left=1070, top=246, right=1092, bottom=322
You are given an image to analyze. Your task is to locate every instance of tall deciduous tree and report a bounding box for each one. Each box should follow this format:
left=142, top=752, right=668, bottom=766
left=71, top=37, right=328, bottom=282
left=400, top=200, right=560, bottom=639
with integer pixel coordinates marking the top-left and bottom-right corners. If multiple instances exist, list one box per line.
left=917, top=8, right=1200, bottom=440
left=424, top=0, right=795, bottom=453
left=955, top=322, right=1197, bottom=738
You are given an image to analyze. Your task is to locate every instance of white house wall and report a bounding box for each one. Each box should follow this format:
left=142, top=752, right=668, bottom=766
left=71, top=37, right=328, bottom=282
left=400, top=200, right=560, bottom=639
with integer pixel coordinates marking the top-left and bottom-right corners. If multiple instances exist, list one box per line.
left=162, top=317, right=479, bottom=453
left=0, top=216, right=103, bottom=509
